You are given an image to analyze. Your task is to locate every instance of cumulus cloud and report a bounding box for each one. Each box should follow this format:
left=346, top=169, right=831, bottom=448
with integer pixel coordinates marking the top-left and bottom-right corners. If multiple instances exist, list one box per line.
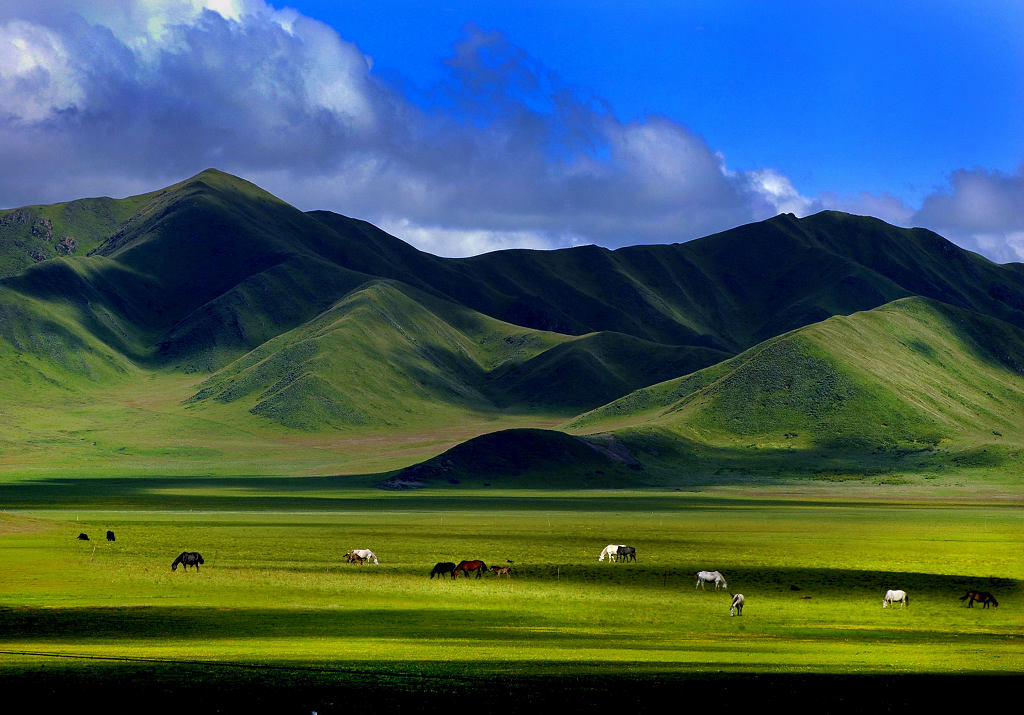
left=0, top=0, right=814, bottom=255
left=913, top=166, right=1024, bottom=262
left=0, top=1, right=1020, bottom=262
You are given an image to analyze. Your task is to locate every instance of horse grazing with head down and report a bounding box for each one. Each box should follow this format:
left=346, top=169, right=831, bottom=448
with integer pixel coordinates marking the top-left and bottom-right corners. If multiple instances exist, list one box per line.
left=883, top=589, right=908, bottom=608
left=695, top=570, right=727, bottom=590
left=453, top=560, right=487, bottom=579
left=171, top=552, right=204, bottom=572
left=430, top=562, right=457, bottom=579
left=730, top=593, right=745, bottom=616
left=616, top=546, right=637, bottom=562
left=959, top=590, right=998, bottom=609
left=599, top=544, right=625, bottom=562
left=346, top=549, right=378, bottom=565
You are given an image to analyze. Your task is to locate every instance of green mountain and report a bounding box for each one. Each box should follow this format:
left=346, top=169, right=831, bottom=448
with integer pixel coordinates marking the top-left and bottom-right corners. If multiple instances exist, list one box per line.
left=4, top=168, right=1024, bottom=483
left=573, top=297, right=1024, bottom=449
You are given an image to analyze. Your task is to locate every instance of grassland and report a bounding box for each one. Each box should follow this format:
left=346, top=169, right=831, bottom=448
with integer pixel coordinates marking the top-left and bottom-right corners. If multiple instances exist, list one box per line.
left=1, top=487, right=1021, bottom=712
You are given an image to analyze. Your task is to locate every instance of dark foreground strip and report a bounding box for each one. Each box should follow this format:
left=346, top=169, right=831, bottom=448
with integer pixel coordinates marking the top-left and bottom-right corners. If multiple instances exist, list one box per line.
left=3, top=650, right=1021, bottom=715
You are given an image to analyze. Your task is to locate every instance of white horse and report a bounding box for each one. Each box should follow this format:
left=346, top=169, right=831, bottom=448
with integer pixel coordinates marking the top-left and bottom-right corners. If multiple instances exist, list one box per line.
left=883, top=589, right=908, bottom=608
left=730, top=593, right=745, bottom=616
left=696, top=570, right=727, bottom=590
left=599, top=544, right=625, bottom=562
left=347, top=548, right=379, bottom=565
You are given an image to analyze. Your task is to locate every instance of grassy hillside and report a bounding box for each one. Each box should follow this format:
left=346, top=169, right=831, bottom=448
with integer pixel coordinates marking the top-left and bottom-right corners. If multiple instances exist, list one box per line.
left=3, top=169, right=1024, bottom=484
left=573, top=297, right=1024, bottom=452
left=185, top=280, right=569, bottom=429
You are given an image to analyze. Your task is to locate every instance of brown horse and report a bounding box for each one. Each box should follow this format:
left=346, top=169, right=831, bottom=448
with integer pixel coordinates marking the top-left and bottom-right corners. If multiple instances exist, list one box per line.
left=345, top=551, right=366, bottom=565
left=959, top=590, right=998, bottom=608
left=453, top=560, right=487, bottom=579
left=489, top=565, right=512, bottom=579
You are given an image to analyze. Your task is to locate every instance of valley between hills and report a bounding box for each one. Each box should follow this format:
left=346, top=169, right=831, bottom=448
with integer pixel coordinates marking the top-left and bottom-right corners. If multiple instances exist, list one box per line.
left=3, top=168, right=1024, bottom=493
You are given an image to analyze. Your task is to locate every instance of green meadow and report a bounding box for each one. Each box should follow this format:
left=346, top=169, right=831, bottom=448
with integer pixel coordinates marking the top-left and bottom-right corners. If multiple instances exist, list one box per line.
left=1, top=486, right=1021, bottom=711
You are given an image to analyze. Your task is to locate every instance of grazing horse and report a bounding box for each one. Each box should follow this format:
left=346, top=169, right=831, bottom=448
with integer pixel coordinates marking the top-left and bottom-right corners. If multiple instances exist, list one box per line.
left=171, top=552, right=204, bottom=572
left=730, top=593, right=745, bottom=616
left=599, top=544, right=625, bottom=562
left=960, top=590, right=998, bottom=609
left=347, top=549, right=379, bottom=565
left=695, top=570, right=727, bottom=590
left=345, top=552, right=366, bottom=565
left=77, top=533, right=89, bottom=541
left=617, top=546, right=637, bottom=562
left=883, top=589, right=908, bottom=608
left=453, top=560, right=487, bottom=579
left=489, top=565, right=512, bottom=579
left=106, top=530, right=115, bottom=542
left=430, top=562, right=457, bottom=579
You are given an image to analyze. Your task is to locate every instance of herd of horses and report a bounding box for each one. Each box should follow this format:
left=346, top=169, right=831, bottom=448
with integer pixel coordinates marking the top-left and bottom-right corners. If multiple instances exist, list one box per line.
left=78, top=534, right=1002, bottom=612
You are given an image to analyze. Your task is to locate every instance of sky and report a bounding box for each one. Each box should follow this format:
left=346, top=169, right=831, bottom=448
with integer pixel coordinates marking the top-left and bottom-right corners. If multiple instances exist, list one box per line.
left=1, top=1, right=1023, bottom=261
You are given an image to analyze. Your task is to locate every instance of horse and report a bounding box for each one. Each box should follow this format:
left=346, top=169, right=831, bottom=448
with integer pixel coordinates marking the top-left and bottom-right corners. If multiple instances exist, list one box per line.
left=171, top=552, right=204, bottom=572
left=730, top=593, right=745, bottom=616
left=106, top=530, right=115, bottom=542
left=345, top=552, right=366, bottom=565
left=883, top=589, right=908, bottom=608
left=347, top=549, right=378, bottom=565
left=696, top=570, right=727, bottom=590
left=617, top=546, right=637, bottom=562
left=430, top=562, right=457, bottom=579
left=489, top=565, right=512, bottom=579
left=77, top=533, right=89, bottom=541
left=959, top=590, right=998, bottom=609
left=453, top=560, right=487, bottom=579
left=599, top=544, right=625, bottom=562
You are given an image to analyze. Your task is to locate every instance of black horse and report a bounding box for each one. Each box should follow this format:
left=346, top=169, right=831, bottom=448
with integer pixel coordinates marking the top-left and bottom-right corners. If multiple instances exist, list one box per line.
left=430, top=562, right=457, bottom=579
left=617, top=546, right=637, bottom=562
left=106, top=530, right=115, bottom=542
left=959, top=590, right=998, bottom=608
left=171, top=552, right=205, bottom=572
left=77, top=533, right=89, bottom=541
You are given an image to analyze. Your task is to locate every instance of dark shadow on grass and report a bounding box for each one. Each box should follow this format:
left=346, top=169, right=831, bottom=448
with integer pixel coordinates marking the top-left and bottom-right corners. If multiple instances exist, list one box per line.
left=0, top=605, right=588, bottom=645
left=1, top=656, right=1022, bottom=714
left=3, top=474, right=1020, bottom=511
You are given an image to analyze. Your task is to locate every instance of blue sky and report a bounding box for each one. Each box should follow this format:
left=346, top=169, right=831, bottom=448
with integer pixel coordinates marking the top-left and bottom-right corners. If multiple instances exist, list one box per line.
left=2, top=1, right=1023, bottom=260
left=285, top=0, right=1024, bottom=204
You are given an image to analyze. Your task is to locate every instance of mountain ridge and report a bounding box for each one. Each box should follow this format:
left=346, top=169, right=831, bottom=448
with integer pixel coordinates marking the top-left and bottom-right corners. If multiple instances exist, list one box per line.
left=3, top=169, right=1024, bottom=484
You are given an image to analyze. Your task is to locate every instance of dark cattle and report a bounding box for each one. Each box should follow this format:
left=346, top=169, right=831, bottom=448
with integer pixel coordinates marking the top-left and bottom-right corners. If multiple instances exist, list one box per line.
left=617, top=546, right=637, bottom=562
left=171, top=552, right=205, bottom=572
left=959, top=590, right=999, bottom=609
left=453, top=560, right=487, bottom=579
left=77, top=533, right=89, bottom=541
left=106, top=531, right=115, bottom=542
left=430, top=562, right=457, bottom=579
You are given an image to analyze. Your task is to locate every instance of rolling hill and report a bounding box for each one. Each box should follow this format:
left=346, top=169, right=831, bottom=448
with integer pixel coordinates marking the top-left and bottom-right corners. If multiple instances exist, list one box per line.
left=3, top=168, right=1024, bottom=483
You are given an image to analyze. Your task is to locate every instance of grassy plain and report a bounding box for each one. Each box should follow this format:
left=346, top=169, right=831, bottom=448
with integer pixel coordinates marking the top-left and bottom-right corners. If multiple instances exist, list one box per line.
left=1, top=486, right=1021, bottom=712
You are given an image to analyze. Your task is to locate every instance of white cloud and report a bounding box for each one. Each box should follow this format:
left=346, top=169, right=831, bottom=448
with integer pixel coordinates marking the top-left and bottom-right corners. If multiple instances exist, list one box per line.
left=1, top=1, right=1021, bottom=263
left=913, top=166, right=1024, bottom=262
left=0, top=19, right=83, bottom=121
left=379, top=218, right=574, bottom=257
